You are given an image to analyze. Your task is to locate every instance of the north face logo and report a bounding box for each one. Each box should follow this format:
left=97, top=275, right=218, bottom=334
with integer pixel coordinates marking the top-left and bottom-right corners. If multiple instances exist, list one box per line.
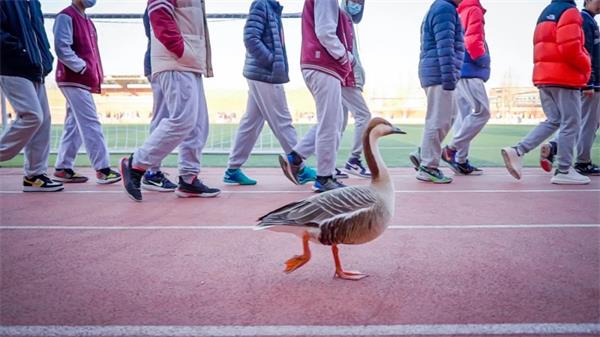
left=546, top=14, right=556, bottom=21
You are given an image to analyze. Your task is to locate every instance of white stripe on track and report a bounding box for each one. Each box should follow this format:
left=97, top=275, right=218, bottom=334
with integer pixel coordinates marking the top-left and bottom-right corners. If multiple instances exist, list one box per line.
left=1, top=189, right=599, bottom=194
left=1, top=224, right=598, bottom=230
left=0, top=323, right=598, bottom=336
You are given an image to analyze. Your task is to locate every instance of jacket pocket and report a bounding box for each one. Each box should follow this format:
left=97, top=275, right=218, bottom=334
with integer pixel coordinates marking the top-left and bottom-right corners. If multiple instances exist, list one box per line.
left=180, top=34, right=205, bottom=70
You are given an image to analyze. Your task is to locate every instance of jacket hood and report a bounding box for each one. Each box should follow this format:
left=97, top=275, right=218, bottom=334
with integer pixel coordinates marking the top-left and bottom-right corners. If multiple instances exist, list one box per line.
left=340, top=0, right=364, bottom=24
left=458, top=0, right=486, bottom=14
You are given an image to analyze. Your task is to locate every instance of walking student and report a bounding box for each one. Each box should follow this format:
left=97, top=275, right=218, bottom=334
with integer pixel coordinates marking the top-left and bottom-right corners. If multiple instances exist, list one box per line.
left=53, top=0, right=121, bottom=185
left=0, top=0, right=63, bottom=192
left=502, top=0, right=591, bottom=185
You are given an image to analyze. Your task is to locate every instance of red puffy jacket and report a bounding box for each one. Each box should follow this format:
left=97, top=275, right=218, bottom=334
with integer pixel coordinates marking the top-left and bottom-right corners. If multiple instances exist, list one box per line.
left=533, top=1, right=591, bottom=88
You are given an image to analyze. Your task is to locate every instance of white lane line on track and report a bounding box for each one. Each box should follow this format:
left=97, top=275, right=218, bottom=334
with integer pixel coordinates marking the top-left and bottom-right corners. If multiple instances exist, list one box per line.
left=1, top=224, right=598, bottom=230
left=0, top=323, right=598, bottom=336
left=1, top=189, right=599, bottom=194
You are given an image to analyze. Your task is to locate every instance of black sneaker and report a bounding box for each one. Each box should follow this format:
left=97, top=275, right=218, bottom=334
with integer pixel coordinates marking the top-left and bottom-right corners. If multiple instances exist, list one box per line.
left=142, top=171, right=178, bottom=192
left=23, top=174, right=64, bottom=192
left=175, top=176, right=221, bottom=198
left=574, top=162, right=600, bottom=176
left=312, top=176, right=347, bottom=193
left=120, top=155, right=144, bottom=202
left=456, top=160, right=483, bottom=176
left=409, top=147, right=421, bottom=171
left=53, top=168, right=88, bottom=183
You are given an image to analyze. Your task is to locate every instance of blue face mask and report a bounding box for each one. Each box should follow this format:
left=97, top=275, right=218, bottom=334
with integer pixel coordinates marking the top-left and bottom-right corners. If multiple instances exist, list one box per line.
left=346, top=2, right=362, bottom=16
left=82, top=0, right=96, bottom=8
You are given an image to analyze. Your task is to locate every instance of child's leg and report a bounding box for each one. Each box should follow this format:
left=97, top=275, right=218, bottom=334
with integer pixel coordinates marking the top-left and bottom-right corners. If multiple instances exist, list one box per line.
left=450, top=78, right=490, bottom=163
left=420, top=85, right=456, bottom=169
left=133, top=71, right=199, bottom=172
left=251, top=80, right=298, bottom=155
left=576, top=92, right=599, bottom=164
left=227, top=85, right=266, bottom=170
left=515, top=88, right=562, bottom=157
left=303, top=70, right=343, bottom=177
left=147, top=78, right=168, bottom=173
left=55, top=103, right=83, bottom=169
left=555, top=89, right=581, bottom=171
left=341, top=87, right=372, bottom=160
left=60, top=87, right=110, bottom=171
left=178, top=74, right=209, bottom=178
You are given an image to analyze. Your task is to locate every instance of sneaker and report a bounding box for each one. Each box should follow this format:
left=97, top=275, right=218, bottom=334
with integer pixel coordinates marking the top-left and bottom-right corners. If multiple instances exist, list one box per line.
left=223, top=168, right=257, bottom=186
left=53, top=168, right=88, bottom=183
left=175, top=176, right=221, bottom=198
left=120, top=155, right=144, bottom=202
left=441, top=146, right=460, bottom=173
left=333, top=168, right=349, bottom=179
left=501, top=147, right=523, bottom=180
left=409, top=147, right=421, bottom=171
left=278, top=153, right=301, bottom=185
left=455, top=160, right=483, bottom=176
left=540, top=141, right=557, bottom=173
left=142, top=171, right=178, bottom=191
left=344, top=157, right=371, bottom=178
left=574, top=162, right=600, bottom=176
left=550, top=168, right=591, bottom=185
left=312, top=176, right=347, bottom=193
left=96, top=167, right=122, bottom=185
left=416, top=166, right=453, bottom=184
left=23, top=174, right=64, bottom=192
left=297, top=166, right=317, bottom=185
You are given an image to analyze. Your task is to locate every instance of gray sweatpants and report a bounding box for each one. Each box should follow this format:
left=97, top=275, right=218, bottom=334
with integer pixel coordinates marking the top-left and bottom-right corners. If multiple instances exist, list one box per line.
left=0, top=75, right=51, bottom=177
left=148, top=78, right=169, bottom=172
left=450, top=78, right=490, bottom=163
left=133, top=71, right=209, bottom=177
left=293, top=70, right=343, bottom=176
left=577, top=92, right=600, bottom=164
left=55, top=86, right=110, bottom=171
left=516, top=87, right=581, bottom=171
left=420, top=85, right=457, bottom=168
left=341, top=86, right=372, bottom=159
left=294, top=86, right=371, bottom=161
left=228, top=79, right=298, bottom=169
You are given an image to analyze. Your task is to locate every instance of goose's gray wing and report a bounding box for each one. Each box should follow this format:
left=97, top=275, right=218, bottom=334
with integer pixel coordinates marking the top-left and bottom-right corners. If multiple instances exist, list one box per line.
left=257, top=186, right=379, bottom=231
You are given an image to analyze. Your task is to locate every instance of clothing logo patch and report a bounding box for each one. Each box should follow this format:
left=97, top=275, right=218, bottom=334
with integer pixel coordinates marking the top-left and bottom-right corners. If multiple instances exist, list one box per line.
left=546, top=14, right=556, bottom=21
left=315, top=51, right=321, bottom=59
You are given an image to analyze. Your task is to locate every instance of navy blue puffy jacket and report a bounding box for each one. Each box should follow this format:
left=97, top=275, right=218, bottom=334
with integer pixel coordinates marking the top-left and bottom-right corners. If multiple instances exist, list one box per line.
left=582, top=9, right=599, bottom=90
left=243, top=0, right=289, bottom=84
left=143, top=8, right=152, bottom=78
left=0, top=0, right=53, bottom=83
left=418, top=0, right=465, bottom=90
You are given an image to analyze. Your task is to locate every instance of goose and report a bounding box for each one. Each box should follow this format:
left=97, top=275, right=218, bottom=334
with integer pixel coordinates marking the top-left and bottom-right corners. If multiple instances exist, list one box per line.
left=256, top=118, right=405, bottom=280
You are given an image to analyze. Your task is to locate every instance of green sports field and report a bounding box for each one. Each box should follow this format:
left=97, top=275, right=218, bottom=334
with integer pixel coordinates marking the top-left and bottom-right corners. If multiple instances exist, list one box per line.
left=1, top=124, right=598, bottom=168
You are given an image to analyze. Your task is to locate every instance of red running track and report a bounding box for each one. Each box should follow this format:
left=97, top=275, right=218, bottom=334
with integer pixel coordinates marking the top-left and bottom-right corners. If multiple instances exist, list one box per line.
left=0, top=168, right=599, bottom=337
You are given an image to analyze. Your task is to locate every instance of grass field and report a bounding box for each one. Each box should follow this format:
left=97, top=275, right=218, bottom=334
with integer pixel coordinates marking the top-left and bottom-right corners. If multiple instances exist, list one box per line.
left=1, top=124, right=598, bottom=169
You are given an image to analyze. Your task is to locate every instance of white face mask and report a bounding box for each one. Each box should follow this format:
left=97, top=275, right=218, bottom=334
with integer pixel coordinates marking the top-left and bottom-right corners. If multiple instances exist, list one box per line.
left=82, top=0, right=96, bottom=8
left=347, top=2, right=362, bottom=15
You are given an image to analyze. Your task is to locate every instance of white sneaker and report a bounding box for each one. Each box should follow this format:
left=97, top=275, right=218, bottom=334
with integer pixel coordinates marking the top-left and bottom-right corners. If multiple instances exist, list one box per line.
left=501, top=147, right=523, bottom=180
left=550, top=168, right=591, bottom=185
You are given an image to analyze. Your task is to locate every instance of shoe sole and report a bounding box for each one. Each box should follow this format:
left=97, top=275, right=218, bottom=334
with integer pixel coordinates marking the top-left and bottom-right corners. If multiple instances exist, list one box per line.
left=416, top=176, right=453, bottom=184
left=551, top=179, right=590, bottom=185
left=409, top=154, right=420, bottom=171
left=23, top=186, right=64, bottom=192
left=540, top=144, right=553, bottom=172
left=141, top=183, right=177, bottom=192
left=96, top=177, right=122, bottom=185
left=52, top=176, right=89, bottom=183
left=120, top=157, right=142, bottom=202
left=278, top=154, right=299, bottom=185
left=501, top=149, right=521, bottom=180
left=175, top=190, right=221, bottom=198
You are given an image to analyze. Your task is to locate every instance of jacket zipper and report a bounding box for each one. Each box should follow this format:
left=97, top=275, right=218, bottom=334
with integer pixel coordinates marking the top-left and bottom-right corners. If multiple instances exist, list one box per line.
left=27, top=0, right=44, bottom=79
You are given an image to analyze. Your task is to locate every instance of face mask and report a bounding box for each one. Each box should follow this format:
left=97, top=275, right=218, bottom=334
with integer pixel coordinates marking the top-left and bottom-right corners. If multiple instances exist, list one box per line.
left=346, top=2, right=362, bottom=16
left=82, top=0, right=96, bottom=8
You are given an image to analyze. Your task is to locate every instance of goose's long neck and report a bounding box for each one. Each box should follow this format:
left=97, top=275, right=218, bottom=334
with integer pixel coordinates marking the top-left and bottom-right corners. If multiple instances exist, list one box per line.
left=364, top=131, right=391, bottom=188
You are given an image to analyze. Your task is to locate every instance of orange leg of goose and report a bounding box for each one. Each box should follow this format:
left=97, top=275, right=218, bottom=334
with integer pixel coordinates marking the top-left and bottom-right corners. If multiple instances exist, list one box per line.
left=332, top=244, right=368, bottom=281
left=284, top=232, right=312, bottom=273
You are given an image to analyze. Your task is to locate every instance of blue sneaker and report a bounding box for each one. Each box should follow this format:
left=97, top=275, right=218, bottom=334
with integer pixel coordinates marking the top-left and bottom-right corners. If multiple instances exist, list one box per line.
left=223, top=168, right=257, bottom=185
left=297, top=166, right=317, bottom=185
left=142, top=171, right=178, bottom=192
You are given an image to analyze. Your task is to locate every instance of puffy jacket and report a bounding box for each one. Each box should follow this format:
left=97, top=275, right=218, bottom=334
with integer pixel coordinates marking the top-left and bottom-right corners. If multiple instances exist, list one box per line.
left=533, top=0, right=591, bottom=88
left=418, top=0, right=465, bottom=90
left=143, top=8, right=151, bottom=78
left=581, top=9, right=599, bottom=90
left=0, top=0, right=53, bottom=83
left=242, top=0, right=289, bottom=84
left=457, top=0, right=490, bottom=82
